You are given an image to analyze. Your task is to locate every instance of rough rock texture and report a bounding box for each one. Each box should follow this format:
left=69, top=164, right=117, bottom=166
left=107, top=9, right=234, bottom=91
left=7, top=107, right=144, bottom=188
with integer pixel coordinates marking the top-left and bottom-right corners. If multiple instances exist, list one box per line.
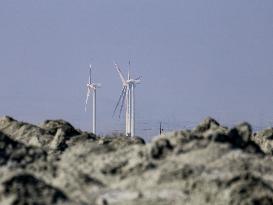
left=3, top=174, right=68, bottom=205
left=0, top=116, right=273, bottom=205
left=252, top=128, right=273, bottom=155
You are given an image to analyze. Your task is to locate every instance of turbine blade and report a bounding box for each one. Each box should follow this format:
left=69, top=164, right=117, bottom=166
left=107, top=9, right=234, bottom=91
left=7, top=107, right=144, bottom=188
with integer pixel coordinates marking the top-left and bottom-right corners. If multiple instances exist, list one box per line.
left=113, top=86, right=126, bottom=117
left=119, top=87, right=127, bottom=118
left=89, top=64, right=92, bottom=84
left=114, top=62, right=126, bottom=84
left=96, top=83, right=102, bottom=88
left=85, top=88, right=91, bottom=112
left=135, top=76, right=142, bottom=81
left=128, top=60, right=131, bottom=80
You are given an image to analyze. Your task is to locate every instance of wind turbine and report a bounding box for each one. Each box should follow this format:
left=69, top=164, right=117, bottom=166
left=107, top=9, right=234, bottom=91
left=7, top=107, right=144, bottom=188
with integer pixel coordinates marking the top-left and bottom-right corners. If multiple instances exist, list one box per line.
left=113, top=61, right=141, bottom=137
left=85, top=64, right=101, bottom=134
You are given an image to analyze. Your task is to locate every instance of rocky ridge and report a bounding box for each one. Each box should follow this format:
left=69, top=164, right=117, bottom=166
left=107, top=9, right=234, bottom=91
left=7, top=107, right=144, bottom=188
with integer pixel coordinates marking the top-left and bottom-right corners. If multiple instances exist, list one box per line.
left=0, top=116, right=273, bottom=205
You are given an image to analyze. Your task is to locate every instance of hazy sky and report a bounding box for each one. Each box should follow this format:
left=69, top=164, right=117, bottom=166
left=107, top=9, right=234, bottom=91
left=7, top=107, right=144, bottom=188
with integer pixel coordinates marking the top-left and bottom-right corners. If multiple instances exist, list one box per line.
left=0, top=1, right=273, bottom=139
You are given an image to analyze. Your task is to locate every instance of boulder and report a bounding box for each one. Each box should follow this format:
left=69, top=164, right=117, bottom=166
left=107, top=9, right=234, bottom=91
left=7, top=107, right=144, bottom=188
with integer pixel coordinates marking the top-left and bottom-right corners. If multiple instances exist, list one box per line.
left=193, top=117, right=221, bottom=133
left=252, top=128, right=273, bottom=154
left=0, top=116, right=53, bottom=148
left=40, top=119, right=81, bottom=137
left=0, top=131, right=46, bottom=167
left=227, top=123, right=263, bottom=154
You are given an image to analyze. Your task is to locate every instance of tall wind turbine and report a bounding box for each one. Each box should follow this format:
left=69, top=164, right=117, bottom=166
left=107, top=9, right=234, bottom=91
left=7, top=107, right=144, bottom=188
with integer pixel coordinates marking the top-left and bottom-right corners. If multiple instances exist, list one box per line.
left=113, top=61, right=141, bottom=137
left=85, top=64, right=101, bottom=134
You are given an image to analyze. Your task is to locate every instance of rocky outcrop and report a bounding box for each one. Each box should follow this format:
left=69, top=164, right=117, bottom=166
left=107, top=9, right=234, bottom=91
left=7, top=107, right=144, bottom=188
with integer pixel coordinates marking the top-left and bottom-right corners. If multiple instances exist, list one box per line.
left=0, top=116, right=273, bottom=205
left=2, top=174, right=68, bottom=205
left=252, top=128, right=273, bottom=155
left=0, top=131, right=46, bottom=167
left=0, top=117, right=96, bottom=152
left=0, top=116, right=52, bottom=148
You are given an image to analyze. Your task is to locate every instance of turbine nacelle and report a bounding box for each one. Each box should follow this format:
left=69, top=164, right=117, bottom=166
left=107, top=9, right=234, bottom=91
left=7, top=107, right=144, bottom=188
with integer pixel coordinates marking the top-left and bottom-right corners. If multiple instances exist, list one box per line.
left=126, top=79, right=141, bottom=85
left=87, top=83, right=101, bottom=90
left=114, top=62, right=141, bottom=86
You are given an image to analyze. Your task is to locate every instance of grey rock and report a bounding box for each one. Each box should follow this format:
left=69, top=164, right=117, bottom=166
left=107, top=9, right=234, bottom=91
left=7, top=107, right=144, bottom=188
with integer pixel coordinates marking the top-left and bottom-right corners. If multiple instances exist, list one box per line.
left=2, top=173, right=68, bottom=205
left=228, top=123, right=263, bottom=154
left=40, top=119, right=81, bottom=137
left=150, top=138, right=173, bottom=159
left=0, top=131, right=46, bottom=167
left=0, top=116, right=273, bottom=205
left=0, top=116, right=52, bottom=148
left=193, top=117, right=221, bottom=133
left=252, top=128, right=273, bottom=155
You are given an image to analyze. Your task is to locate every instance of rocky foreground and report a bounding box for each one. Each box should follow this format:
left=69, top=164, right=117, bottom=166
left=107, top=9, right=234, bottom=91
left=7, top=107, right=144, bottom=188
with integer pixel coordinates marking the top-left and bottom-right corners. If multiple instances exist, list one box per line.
left=0, top=116, right=273, bottom=205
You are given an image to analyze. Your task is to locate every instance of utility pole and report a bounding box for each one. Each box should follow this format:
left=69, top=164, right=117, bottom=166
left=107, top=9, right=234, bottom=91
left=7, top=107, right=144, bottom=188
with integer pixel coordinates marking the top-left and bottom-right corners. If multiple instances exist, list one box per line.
left=160, top=121, right=164, bottom=135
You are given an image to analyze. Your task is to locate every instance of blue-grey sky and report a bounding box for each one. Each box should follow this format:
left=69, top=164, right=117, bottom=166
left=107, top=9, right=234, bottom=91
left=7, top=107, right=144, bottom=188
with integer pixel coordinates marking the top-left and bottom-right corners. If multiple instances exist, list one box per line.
left=0, top=1, right=273, bottom=139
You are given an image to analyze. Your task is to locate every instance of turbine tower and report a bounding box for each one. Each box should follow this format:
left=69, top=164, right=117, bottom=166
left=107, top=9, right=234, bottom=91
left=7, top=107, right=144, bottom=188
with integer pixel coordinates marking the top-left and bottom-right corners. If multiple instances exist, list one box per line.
left=85, top=64, right=101, bottom=134
left=113, top=61, right=141, bottom=137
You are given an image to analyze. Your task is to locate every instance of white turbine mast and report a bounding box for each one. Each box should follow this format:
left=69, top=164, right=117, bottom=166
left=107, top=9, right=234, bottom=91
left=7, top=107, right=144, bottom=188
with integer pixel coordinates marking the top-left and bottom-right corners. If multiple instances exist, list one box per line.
left=113, top=61, right=141, bottom=137
left=85, top=64, right=101, bottom=134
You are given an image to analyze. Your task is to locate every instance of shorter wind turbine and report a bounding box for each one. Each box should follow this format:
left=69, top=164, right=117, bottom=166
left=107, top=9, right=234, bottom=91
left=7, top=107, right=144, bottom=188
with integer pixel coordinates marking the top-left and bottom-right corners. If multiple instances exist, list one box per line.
left=113, top=61, right=141, bottom=137
left=85, top=64, right=101, bottom=134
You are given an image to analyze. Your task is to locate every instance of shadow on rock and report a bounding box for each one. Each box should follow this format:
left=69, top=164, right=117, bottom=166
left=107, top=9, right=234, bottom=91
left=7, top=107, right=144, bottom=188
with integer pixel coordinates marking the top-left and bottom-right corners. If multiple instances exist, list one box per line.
left=2, top=173, right=68, bottom=205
